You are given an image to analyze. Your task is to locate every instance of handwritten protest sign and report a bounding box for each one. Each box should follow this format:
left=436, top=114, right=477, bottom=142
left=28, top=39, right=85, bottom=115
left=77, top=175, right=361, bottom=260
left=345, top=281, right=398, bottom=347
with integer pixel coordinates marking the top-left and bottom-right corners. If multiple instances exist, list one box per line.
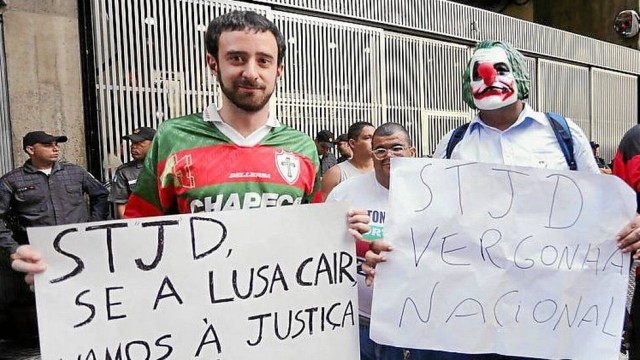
left=370, top=158, right=636, bottom=359
left=29, top=203, right=359, bottom=360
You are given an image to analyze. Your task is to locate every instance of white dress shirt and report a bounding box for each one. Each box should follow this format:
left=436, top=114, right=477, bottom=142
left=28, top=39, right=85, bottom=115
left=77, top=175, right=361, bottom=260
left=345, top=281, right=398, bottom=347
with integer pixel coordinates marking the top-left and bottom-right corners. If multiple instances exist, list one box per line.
left=433, top=103, right=599, bottom=174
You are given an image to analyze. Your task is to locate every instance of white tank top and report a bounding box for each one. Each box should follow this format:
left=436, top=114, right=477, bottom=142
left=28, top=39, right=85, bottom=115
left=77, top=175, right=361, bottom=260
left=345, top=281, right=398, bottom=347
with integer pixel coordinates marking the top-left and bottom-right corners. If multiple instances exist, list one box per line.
left=338, top=161, right=370, bottom=182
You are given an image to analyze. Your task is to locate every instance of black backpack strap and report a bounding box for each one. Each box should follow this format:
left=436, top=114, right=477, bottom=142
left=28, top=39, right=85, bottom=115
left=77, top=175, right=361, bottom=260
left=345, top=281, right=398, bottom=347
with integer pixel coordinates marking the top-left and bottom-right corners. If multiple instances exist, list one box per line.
left=545, top=112, right=577, bottom=171
left=445, top=123, right=470, bottom=159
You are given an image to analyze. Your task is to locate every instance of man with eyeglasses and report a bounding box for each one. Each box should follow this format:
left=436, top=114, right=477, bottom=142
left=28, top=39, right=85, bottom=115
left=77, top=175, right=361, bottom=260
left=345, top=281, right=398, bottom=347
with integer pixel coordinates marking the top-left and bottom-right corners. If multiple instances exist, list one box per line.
left=327, top=123, right=460, bottom=360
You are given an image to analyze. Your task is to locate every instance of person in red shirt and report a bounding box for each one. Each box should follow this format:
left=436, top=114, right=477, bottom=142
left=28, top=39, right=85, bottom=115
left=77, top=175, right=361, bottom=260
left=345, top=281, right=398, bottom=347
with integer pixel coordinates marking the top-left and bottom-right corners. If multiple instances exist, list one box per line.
left=613, top=124, right=640, bottom=359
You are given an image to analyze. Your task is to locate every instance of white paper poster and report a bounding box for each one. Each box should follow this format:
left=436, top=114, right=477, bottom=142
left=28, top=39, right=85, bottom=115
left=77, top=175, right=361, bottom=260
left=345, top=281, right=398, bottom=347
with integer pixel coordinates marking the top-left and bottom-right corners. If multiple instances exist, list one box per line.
left=370, top=158, right=636, bottom=359
left=29, top=202, right=359, bottom=360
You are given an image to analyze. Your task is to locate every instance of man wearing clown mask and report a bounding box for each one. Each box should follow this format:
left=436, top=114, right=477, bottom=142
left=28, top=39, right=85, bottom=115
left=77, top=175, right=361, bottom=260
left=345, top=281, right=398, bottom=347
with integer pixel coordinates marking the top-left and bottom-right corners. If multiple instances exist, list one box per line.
left=434, top=40, right=599, bottom=174
left=365, top=40, right=640, bottom=360
left=428, top=41, right=623, bottom=360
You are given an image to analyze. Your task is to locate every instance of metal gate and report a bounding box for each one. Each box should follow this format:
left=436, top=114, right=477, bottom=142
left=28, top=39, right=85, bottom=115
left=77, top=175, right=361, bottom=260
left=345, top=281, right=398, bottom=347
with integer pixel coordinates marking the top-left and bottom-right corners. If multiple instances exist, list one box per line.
left=90, top=0, right=266, bottom=181
left=538, top=60, right=591, bottom=137
left=88, top=0, right=640, bottom=180
left=384, top=33, right=471, bottom=155
left=272, top=11, right=384, bottom=140
left=0, top=15, right=12, bottom=175
left=591, top=69, right=639, bottom=162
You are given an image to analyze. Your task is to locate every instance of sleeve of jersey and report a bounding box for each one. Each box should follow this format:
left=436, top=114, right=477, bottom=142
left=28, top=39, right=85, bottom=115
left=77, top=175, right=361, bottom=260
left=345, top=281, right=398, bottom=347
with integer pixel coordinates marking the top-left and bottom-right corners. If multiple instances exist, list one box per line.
left=307, top=145, right=322, bottom=204
left=622, top=154, right=640, bottom=193
left=124, top=135, right=167, bottom=218
left=617, top=127, right=640, bottom=193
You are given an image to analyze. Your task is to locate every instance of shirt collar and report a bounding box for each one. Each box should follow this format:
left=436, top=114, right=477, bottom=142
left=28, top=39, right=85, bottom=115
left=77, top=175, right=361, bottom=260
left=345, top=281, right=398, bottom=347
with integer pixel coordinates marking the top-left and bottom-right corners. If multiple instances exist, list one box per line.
left=23, top=160, right=60, bottom=173
left=203, top=103, right=282, bottom=128
left=468, top=102, right=542, bottom=133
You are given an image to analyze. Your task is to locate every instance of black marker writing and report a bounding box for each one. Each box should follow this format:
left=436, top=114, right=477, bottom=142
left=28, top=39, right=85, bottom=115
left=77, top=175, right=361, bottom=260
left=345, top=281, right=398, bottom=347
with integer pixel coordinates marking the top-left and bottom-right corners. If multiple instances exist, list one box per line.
left=73, top=289, right=95, bottom=328
left=136, top=220, right=179, bottom=271
left=153, top=276, right=184, bottom=310
left=545, top=174, right=584, bottom=229
left=106, top=286, right=126, bottom=321
left=195, top=318, right=222, bottom=356
left=50, top=227, right=81, bottom=283
left=85, top=222, right=128, bottom=274
left=488, top=168, right=528, bottom=219
left=416, top=164, right=434, bottom=212
left=479, top=229, right=502, bottom=269
left=190, top=217, right=227, bottom=260
left=445, top=162, right=476, bottom=215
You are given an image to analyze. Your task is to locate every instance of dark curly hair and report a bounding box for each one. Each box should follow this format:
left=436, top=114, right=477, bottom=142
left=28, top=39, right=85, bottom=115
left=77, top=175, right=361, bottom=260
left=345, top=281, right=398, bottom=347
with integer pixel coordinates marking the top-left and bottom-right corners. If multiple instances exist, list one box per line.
left=205, top=10, right=286, bottom=65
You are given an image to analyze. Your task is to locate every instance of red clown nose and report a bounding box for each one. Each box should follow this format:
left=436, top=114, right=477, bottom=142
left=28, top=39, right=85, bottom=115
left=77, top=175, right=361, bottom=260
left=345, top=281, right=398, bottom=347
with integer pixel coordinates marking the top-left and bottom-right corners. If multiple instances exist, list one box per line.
left=477, top=62, right=497, bottom=86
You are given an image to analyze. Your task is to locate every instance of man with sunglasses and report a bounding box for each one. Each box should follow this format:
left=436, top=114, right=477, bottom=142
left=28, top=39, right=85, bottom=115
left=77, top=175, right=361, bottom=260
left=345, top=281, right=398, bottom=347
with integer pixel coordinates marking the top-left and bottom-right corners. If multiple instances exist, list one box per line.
left=0, top=131, right=109, bottom=257
left=0, top=131, right=109, bottom=339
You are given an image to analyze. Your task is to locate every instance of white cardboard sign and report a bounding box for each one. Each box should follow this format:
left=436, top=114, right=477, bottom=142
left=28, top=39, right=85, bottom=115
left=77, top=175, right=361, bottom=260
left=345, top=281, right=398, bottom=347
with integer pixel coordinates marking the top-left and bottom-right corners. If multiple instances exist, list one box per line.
left=29, top=202, right=359, bottom=360
left=371, top=158, right=636, bottom=359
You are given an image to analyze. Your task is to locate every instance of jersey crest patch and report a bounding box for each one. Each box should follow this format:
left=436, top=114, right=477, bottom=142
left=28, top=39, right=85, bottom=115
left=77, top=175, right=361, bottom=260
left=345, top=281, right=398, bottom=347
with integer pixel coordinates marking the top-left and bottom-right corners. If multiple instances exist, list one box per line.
left=160, top=153, right=195, bottom=189
left=275, top=150, right=300, bottom=185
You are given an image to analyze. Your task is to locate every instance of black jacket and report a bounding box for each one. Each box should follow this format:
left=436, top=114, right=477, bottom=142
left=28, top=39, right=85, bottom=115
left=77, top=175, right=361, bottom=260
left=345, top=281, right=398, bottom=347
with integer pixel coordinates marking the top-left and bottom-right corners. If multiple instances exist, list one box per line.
left=0, top=160, right=109, bottom=253
left=108, top=160, right=143, bottom=204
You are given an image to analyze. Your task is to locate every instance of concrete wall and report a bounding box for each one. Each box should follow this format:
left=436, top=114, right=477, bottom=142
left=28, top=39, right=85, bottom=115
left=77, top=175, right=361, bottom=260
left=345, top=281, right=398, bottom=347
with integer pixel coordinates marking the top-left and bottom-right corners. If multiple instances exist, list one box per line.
left=2, top=0, right=85, bottom=167
left=502, top=1, right=533, bottom=22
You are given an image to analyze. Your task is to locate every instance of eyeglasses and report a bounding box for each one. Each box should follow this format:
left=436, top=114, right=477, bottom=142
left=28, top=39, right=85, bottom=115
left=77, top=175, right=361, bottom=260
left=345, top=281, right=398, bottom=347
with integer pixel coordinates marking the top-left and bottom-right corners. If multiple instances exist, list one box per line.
left=372, top=145, right=409, bottom=160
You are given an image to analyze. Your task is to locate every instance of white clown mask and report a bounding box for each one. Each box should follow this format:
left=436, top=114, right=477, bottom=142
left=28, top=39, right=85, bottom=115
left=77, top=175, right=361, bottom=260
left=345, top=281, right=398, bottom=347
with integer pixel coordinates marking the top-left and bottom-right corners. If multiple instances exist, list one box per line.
left=469, top=47, right=519, bottom=110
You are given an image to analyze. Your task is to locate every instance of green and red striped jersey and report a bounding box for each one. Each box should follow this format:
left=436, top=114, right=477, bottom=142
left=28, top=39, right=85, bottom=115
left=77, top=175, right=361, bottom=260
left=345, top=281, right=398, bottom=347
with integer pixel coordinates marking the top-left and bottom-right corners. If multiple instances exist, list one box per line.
left=124, top=113, right=320, bottom=217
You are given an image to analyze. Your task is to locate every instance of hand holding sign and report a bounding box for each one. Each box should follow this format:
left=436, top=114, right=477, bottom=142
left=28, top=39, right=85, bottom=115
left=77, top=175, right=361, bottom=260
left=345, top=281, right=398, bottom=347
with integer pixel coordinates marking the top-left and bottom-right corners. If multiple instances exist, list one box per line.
left=29, top=203, right=359, bottom=360
left=362, top=240, right=393, bottom=286
left=616, top=216, right=640, bottom=257
left=370, top=158, right=636, bottom=359
left=10, top=244, right=46, bottom=291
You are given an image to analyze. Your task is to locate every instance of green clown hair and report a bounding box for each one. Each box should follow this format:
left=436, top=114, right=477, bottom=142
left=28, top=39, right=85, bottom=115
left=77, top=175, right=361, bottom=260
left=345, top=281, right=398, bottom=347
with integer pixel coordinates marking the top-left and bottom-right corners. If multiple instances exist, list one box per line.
left=462, top=40, right=530, bottom=110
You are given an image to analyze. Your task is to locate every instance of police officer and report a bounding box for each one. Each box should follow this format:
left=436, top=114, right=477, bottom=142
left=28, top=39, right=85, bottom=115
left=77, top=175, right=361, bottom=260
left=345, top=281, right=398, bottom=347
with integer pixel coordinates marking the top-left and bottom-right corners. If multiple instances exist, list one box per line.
left=334, top=133, right=351, bottom=164
left=0, top=131, right=110, bottom=256
left=314, top=130, right=337, bottom=177
left=108, top=127, right=156, bottom=218
left=0, top=130, right=109, bottom=338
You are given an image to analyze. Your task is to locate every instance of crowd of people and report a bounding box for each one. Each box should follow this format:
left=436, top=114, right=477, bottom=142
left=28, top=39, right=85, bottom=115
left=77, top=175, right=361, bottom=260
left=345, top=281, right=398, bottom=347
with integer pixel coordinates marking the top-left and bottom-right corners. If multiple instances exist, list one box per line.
left=1, top=9, right=640, bottom=360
